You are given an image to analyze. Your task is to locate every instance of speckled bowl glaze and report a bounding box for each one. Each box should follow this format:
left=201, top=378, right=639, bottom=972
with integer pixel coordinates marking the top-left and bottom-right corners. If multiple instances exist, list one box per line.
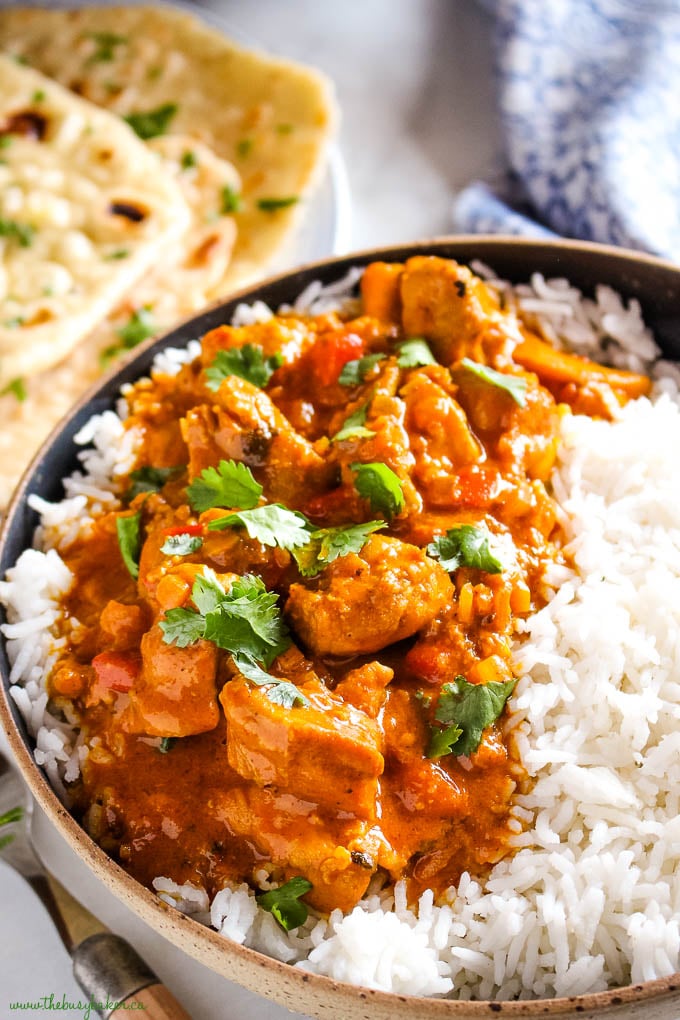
left=2, top=237, right=680, bottom=1020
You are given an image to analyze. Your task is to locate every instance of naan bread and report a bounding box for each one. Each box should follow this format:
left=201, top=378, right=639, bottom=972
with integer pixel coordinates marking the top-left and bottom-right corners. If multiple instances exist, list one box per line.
left=0, top=54, right=190, bottom=388
left=0, top=136, right=241, bottom=506
left=0, top=5, right=337, bottom=289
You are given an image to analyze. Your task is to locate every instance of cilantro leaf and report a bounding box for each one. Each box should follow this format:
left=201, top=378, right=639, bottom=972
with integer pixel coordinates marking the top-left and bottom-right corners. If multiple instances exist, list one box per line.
left=396, top=338, right=437, bottom=368
left=85, top=31, right=127, bottom=64
left=102, top=307, right=157, bottom=366
left=350, top=462, right=405, bottom=521
left=331, top=403, right=376, bottom=443
left=191, top=568, right=226, bottom=615
left=428, top=676, right=517, bottom=758
left=125, top=464, right=183, bottom=501
left=233, top=653, right=309, bottom=708
left=0, top=804, right=23, bottom=851
left=292, top=521, right=385, bottom=577
left=426, top=723, right=463, bottom=759
left=205, top=345, right=283, bottom=391
left=161, top=533, right=203, bottom=556
left=257, top=196, right=299, bottom=212
left=124, top=103, right=178, bottom=140
left=338, top=353, right=385, bottom=386
left=116, top=511, right=142, bottom=579
left=117, top=307, right=157, bottom=347
left=0, top=806, right=23, bottom=826
left=256, top=876, right=313, bottom=931
left=180, top=150, right=197, bottom=170
left=0, top=377, right=27, bottom=402
left=220, top=186, right=242, bottom=214
left=186, top=460, right=262, bottom=513
left=0, top=217, right=34, bottom=248
left=160, top=570, right=291, bottom=669
left=460, top=358, right=528, bottom=407
left=207, top=504, right=311, bottom=549
left=427, top=525, right=503, bottom=574
left=158, top=607, right=206, bottom=648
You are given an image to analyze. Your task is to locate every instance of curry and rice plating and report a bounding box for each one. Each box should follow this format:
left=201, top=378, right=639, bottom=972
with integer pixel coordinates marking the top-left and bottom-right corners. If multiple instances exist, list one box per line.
left=43, top=257, right=650, bottom=929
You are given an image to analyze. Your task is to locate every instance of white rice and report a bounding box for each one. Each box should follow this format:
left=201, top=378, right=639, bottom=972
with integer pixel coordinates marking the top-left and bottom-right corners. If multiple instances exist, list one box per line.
left=2, top=266, right=680, bottom=999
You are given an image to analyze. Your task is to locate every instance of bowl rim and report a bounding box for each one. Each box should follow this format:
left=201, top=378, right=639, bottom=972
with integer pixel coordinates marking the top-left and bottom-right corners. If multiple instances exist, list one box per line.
left=3, top=234, right=680, bottom=1019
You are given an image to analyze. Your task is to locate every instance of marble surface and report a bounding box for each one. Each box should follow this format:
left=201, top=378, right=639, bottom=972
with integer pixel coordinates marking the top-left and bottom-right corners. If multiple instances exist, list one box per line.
left=0, top=2, right=497, bottom=1016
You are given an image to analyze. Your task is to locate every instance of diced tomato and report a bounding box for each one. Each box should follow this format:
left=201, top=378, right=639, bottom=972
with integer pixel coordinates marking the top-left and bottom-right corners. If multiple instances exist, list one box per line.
left=91, top=651, right=141, bottom=693
left=163, top=524, right=204, bottom=537
left=405, top=643, right=450, bottom=685
left=309, top=329, right=365, bottom=387
left=452, top=465, right=501, bottom=508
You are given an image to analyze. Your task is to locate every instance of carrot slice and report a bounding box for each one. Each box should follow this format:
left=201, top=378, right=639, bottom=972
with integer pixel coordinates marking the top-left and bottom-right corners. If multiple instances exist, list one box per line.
left=514, top=333, right=651, bottom=398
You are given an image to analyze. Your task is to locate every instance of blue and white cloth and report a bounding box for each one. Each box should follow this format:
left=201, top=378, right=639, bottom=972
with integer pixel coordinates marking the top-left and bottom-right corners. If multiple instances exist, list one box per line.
left=454, top=0, right=680, bottom=261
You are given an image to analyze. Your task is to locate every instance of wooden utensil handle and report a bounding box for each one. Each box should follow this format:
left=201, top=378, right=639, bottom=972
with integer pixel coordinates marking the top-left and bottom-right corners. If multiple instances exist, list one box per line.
left=72, top=932, right=190, bottom=1020
left=109, top=983, right=192, bottom=1019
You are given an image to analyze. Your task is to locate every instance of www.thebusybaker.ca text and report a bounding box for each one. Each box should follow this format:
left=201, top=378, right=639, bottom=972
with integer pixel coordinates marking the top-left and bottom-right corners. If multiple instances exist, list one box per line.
left=9, top=992, right=147, bottom=1018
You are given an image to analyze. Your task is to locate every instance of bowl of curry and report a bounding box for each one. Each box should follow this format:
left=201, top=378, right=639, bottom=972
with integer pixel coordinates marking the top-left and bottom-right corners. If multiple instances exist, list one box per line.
left=2, top=238, right=680, bottom=1019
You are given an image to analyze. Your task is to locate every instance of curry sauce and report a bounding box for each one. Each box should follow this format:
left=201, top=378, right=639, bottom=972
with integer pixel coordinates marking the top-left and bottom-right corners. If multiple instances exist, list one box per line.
left=49, top=257, right=650, bottom=917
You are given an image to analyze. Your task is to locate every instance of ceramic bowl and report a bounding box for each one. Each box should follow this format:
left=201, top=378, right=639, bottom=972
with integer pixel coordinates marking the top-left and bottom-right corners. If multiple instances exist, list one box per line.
left=2, top=237, right=680, bottom=1020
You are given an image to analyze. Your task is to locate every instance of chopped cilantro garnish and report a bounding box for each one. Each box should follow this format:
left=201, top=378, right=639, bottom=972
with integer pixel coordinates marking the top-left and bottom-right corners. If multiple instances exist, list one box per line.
left=101, top=308, right=157, bottom=366
left=331, top=403, right=376, bottom=443
left=105, top=248, right=130, bottom=260
left=124, top=103, right=178, bottom=140
left=256, top=876, right=312, bottom=931
left=161, top=533, right=203, bottom=556
left=205, top=345, right=283, bottom=391
left=0, top=218, right=34, bottom=248
left=158, top=737, right=176, bottom=754
left=396, top=338, right=437, bottom=368
left=0, top=137, right=12, bottom=149
left=427, top=723, right=463, bottom=760
left=208, top=504, right=310, bottom=550
left=291, top=521, right=385, bottom=577
left=31, top=89, right=46, bottom=102
left=116, top=511, right=142, bottom=579
left=220, top=185, right=242, bottom=214
left=160, top=570, right=291, bottom=669
left=233, top=654, right=309, bottom=708
left=236, top=137, right=253, bottom=158
left=427, top=676, right=516, bottom=759
left=180, top=150, right=197, bottom=170
left=117, top=307, right=157, bottom=346
left=85, top=31, right=128, bottom=64
left=1, top=377, right=27, bottom=402
left=186, top=460, right=262, bottom=513
left=0, top=804, right=23, bottom=851
left=338, top=353, right=386, bottom=386
left=427, top=525, right=503, bottom=574
left=460, top=358, right=528, bottom=407
left=257, top=196, right=299, bottom=212
left=350, top=462, right=405, bottom=521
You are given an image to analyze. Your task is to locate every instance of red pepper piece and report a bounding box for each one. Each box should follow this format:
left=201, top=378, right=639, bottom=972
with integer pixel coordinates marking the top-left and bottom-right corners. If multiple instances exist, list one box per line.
left=91, top=651, right=141, bottom=693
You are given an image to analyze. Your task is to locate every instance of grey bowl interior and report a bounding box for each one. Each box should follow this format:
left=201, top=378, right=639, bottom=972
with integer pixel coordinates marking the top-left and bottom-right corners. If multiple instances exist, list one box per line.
left=2, top=236, right=680, bottom=1020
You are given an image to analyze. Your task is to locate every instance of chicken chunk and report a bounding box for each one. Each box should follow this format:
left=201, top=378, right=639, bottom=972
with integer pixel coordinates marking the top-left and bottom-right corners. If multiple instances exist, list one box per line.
left=182, top=376, right=334, bottom=508
left=212, top=783, right=384, bottom=913
left=286, top=534, right=454, bottom=657
left=122, top=624, right=219, bottom=737
left=400, top=256, right=509, bottom=364
left=401, top=369, right=483, bottom=504
left=335, top=661, right=394, bottom=718
left=220, top=674, right=384, bottom=818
